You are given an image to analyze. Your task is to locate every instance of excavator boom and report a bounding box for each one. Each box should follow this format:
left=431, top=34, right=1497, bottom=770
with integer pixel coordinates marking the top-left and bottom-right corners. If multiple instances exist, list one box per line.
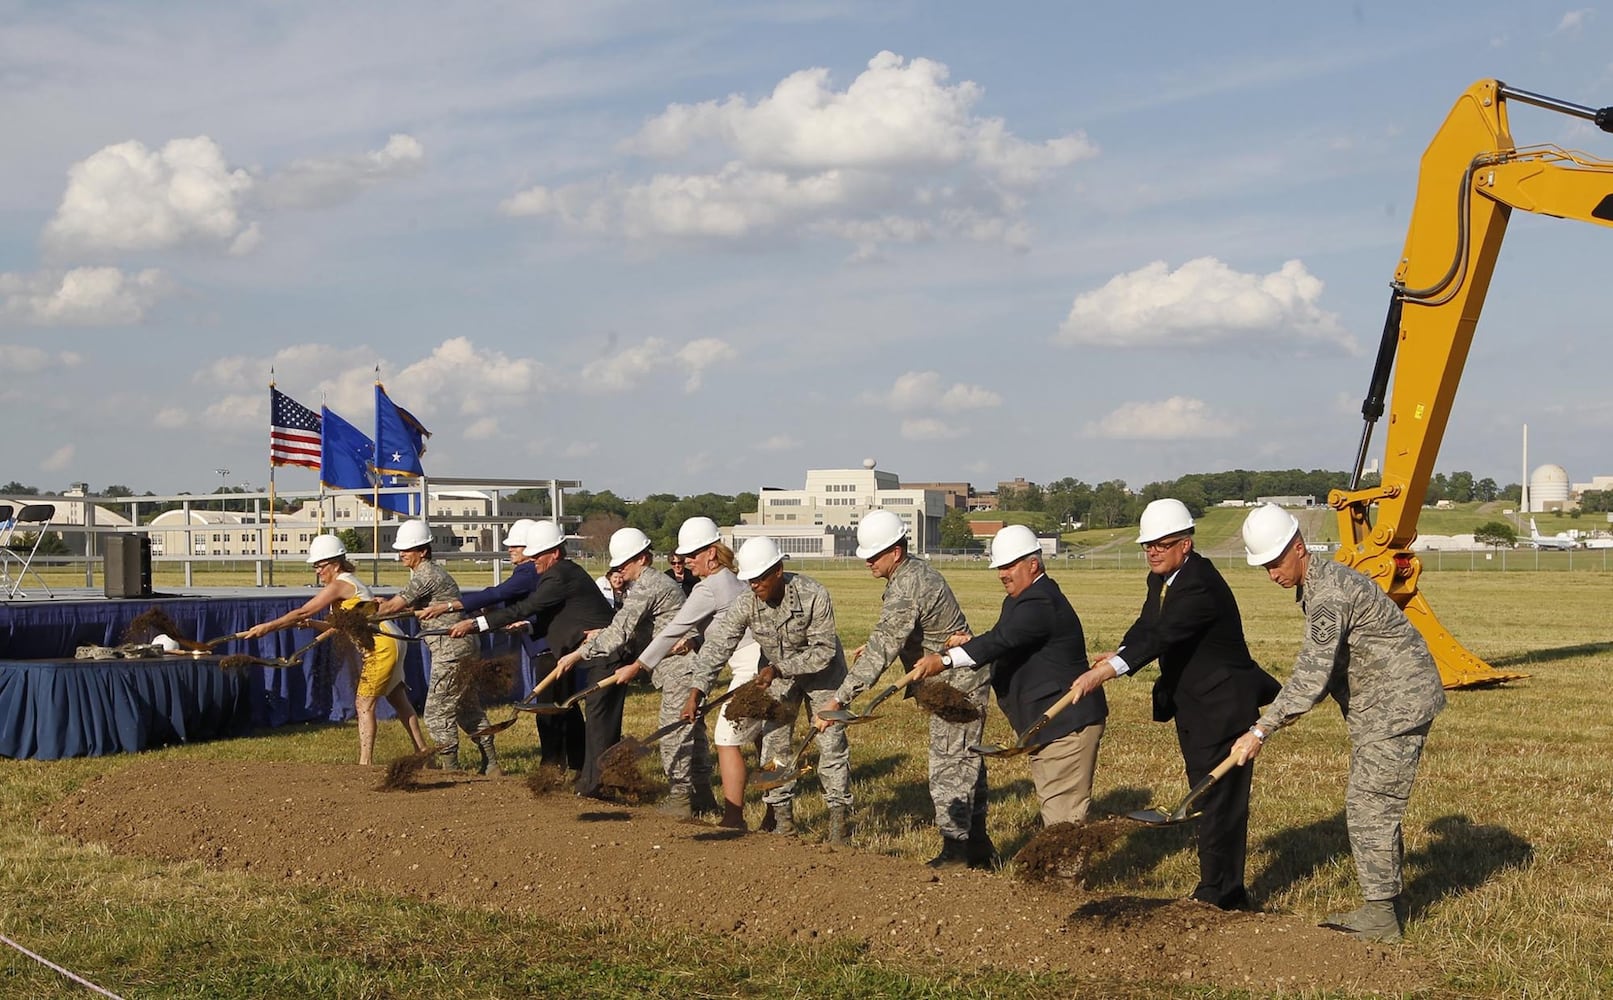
left=1332, top=80, right=1613, bottom=688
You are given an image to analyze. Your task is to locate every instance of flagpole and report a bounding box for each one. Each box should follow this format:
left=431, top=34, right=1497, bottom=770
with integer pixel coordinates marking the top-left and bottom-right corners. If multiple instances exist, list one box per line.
left=372, top=366, right=382, bottom=587
left=267, top=371, right=277, bottom=587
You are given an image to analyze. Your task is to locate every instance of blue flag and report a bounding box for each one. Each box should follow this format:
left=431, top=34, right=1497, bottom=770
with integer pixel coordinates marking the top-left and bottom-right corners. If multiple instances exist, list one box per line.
left=375, top=383, right=430, bottom=478
left=321, top=405, right=416, bottom=515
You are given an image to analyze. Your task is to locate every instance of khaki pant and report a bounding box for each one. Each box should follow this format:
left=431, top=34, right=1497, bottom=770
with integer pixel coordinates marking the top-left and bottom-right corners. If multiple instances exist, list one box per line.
left=1027, top=723, right=1104, bottom=825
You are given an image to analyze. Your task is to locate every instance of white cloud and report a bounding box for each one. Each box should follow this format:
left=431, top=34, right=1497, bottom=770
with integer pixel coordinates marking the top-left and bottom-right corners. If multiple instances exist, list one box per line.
left=1055, top=257, right=1357, bottom=353
left=0, top=267, right=169, bottom=326
left=153, top=406, right=190, bottom=429
left=563, top=441, right=598, bottom=459
left=755, top=434, right=800, bottom=452
left=869, top=370, right=1001, bottom=412
left=260, top=134, right=425, bottom=209
left=1081, top=396, right=1244, bottom=440
left=44, top=133, right=424, bottom=257
left=1555, top=8, right=1593, bottom=33
left=41, top=443, right=75, bottom=471
left=901, top=417, right=963, bottom=441
left=578, top=336, right=737, bottom=393
left=504, top=51, right=1094, bottom=253
left=44, top=137, right=254, bottom=255
left=3, top=345, right=84, bottom=373
left=464, top=417, right=499, bottom=441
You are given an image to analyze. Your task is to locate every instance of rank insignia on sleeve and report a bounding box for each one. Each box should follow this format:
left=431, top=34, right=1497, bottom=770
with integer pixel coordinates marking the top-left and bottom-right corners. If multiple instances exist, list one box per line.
left=1308, top=606, right=1340, bottom=645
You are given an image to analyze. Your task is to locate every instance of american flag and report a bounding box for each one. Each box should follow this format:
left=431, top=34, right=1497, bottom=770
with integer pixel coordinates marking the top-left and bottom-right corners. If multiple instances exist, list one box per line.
left=270, top=387, right=322, bottom=469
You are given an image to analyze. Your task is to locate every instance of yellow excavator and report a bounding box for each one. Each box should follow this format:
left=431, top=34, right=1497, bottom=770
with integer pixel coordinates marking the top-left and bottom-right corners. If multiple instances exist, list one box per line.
left=1330, top=80, right=1613, bottom=688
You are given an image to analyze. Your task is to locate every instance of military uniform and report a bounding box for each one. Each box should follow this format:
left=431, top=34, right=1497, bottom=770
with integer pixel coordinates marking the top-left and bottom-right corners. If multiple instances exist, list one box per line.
left=1254, top=556, right=1446, bottom=901
left=393, top=560, right=488, bottom=763
left=690, top=573, right=851, bottom=814
left=836, top=555, right=988, bottom=844
left=578, top=568, right=698, bottom=792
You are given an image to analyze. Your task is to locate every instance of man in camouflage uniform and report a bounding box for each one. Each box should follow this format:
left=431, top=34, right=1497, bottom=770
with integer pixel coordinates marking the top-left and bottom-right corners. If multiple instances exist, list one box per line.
left=376, top=521, right=493, bottom=774
left=1231, top=504, right=1446, bottom=943
left=555, top=527, right=699, bottom=814
left=688, top=536, right=852, bottom=844
left=814, top=510, right=993, bottom=868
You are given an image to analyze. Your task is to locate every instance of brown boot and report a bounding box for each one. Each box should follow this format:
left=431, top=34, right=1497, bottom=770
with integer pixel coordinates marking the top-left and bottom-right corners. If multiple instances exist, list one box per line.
left=826, top=806, right=851, bottom=845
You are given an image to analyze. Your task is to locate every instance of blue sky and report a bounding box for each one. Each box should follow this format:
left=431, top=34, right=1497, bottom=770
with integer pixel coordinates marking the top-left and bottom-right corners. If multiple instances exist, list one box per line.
left=3, top=1, right=1611, bottom=499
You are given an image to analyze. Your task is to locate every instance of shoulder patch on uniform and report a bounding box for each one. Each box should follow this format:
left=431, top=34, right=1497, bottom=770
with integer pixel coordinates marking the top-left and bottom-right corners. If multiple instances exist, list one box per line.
left=1309, top=606, right=1340, bottom=646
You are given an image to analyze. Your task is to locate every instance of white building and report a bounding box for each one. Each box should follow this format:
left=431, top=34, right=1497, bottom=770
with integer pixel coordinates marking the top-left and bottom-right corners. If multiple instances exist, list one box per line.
left=745, top=464, right=947, bottom=557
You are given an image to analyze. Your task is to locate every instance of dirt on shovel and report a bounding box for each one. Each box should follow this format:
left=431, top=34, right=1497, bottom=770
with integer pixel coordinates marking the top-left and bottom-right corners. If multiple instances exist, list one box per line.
left=525, top=764, right=569, bottom=798
left=912, top=680, right=982, bottom=723
left=325, top=605, right=377, bottom=654
left=1013, top=819, right=1126, bottom=883
left=725, top=683, right=792, bottom=722
left=597, top=741, right=655, bottom=803
left=469, top=653, right=520, bottom=702
left=120, top=608, right=200, bottom=649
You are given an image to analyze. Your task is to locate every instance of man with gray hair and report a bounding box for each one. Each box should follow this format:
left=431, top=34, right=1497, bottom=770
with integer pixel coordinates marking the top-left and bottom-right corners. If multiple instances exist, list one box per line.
left=1231, top=503, right=1445, bottom=943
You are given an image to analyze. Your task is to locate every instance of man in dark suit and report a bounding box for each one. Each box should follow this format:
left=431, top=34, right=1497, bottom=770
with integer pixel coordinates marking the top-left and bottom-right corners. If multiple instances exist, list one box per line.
left=915, top=524, right=1107, bottom=826
left=1074, top=499, right=1280, bottom=910
left=449, top=520, right=628, bottom=797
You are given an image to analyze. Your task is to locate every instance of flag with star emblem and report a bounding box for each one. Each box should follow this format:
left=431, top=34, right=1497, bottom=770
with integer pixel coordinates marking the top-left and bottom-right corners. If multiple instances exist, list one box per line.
left=270, top=387, right=322, bottom=469
left=374, top=383, right=430, bottom=478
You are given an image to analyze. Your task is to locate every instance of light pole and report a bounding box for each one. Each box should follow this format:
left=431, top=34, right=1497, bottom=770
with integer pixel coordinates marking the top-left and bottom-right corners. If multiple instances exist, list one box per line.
left=215, top=468, right=231, bottom=512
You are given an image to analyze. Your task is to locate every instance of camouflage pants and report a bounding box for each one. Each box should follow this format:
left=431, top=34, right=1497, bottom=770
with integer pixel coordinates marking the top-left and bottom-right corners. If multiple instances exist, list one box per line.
left=423, top=655, right=491, bottom=751
left=653, top=658, right=712, bottom=794
left=927, top=682, right=990, bottom=840
left=1346, top=722, right=1431, bottom=899
left=760, top=675, right=851, bottom=809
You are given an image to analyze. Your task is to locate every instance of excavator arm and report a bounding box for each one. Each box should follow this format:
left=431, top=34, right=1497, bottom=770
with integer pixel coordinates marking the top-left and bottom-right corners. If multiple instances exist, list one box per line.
left=1331, top=80, right=1613, bottom=688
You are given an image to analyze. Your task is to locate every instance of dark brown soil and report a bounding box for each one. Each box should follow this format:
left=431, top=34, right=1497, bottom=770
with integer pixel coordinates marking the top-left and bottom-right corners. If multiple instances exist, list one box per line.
left=468, top=653, right=519, bottom=702
left=218, top=654, right=258, bottom=669
left=1014, top=820, right=1126, bottom=883
left=325, top=605, right=376, bottom=653
left=120, top=607, right=191, bottom=647
left=524, top=764, right=568, bottom=797
left=726, top=682, right=791, bottom=722
left=377, top=748, right=435, bottom=791
left=912, top=679, right=982, bottom=723
left=44, top=760, right=1429, bottom=994
left=598, top=742, right=656, bottom=803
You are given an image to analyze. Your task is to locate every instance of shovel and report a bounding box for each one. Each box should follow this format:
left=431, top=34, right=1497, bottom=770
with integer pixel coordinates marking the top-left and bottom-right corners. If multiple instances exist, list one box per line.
left=1125, top=752, right=1241, bottom=827
left=214, top=628, right=340, bottom=669
left=608, top=686, right=741, bottom=759
left=816, top=665, right=924, bottom=727
left=970, top=685, right=1084, bottom=758
left=560, top=672, right=624, bottom=710
left=469, top=660, right=572, bottom=738
left=750, top=731, right=822, bottom=790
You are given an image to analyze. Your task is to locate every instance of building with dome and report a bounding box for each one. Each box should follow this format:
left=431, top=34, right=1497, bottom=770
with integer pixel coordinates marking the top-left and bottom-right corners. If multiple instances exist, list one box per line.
left=1527, top=463, right=1571, bottom=513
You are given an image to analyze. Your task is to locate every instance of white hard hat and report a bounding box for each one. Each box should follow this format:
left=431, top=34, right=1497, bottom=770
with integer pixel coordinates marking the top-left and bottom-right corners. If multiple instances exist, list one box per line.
left=306, top=534, right=347, bottom=564
left=151, top=633, right=180, bottom=653
left=735, top=536, right=785, bottom=581
left=525, top=520, right=565, bottom=554
left=854, top=509, right=908, bottom=560
left=1242, top=503, right=1300, bottom=566
left=674, top=516, right=722, bottom=556
left=1137, top=499, right=1195, bottom=544
left=392, top=519, right=433, bottom=550
left=988, top=524, right=1042, bottom=568
left=607, top=527, right=653, bottom=569
left=501, top=518, right=538, bottom=548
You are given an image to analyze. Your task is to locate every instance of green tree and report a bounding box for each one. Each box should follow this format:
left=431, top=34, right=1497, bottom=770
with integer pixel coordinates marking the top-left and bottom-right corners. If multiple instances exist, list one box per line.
left=1088, top=480, right=1131, bottom=528
left=1, top=481, right=39, bottom=495
left=337, top=528, right=366, bottom=554
left=8, top=531, right=67, bottom=555
left=940, top=509, right=977, bottom=551
left=1475, top=477, right=1499, bottom=502
left=1473, top=521, right=1517, bottom=547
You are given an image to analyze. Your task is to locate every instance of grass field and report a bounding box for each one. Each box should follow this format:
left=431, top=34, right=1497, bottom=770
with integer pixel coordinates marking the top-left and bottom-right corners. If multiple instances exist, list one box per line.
left=3, top=561, right=1611, bottom=997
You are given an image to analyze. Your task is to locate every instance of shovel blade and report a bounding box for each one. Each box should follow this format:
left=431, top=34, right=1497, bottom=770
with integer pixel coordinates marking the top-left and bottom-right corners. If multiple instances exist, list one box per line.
left=817, top=709, right=859, bottom=723
left=1124, top=808, right=1173, bottom=826
left=470, top=717, right=520, bottom=739
left=751, top=764, right=812, bottom=791
left=515, top=702, right=568, bottom=716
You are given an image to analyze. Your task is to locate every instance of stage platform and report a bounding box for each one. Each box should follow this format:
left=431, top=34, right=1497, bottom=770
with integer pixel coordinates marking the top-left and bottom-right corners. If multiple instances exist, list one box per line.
left=0, top=589, right=545, bottom=760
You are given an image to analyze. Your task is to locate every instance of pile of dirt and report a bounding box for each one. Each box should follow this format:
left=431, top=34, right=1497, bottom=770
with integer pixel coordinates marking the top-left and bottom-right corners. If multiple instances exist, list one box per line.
left=120, top=607, right=195, bottom=648
left=43, top=760, right=1428, bottom=994
left=911, top=680, right=982, bottom=723
left=597, top=740, right=655, bottom=803
left=725, top=683, right=791, bottom=722
left=467, top=653, right=519, bottom=701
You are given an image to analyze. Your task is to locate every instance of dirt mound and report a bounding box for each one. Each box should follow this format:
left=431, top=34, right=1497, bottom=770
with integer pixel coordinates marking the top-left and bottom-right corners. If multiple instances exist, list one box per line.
left=43, top=760, right=1427, bottom=993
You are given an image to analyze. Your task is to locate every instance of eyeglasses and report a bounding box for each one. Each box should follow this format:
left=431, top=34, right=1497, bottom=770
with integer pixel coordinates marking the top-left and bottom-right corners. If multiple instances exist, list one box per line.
left=1141, top=537, right=1186, bottom=553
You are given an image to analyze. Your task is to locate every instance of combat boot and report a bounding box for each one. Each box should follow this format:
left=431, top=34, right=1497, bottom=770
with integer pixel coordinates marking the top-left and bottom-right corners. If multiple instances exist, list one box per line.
left=475, top=738, right=502, bottom=777
left=689, top=781, right=720, bottom=816
left=826, top=806, right=851, bottom=845
left=657, top=790, right=693, bottom=819
left=768, top=801, right=796, bottom=837
left=427, top=746, right=461, bottom=771
left=966, top=812, right=999, bottom=870
left=1320, top=899, right=1402, bottom=943
left=926, top=837, right=970, bottom=869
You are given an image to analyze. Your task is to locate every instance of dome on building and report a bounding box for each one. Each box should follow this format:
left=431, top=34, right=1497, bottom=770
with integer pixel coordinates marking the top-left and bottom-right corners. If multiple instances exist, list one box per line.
left=1529, top=463, right=1570, bottom=512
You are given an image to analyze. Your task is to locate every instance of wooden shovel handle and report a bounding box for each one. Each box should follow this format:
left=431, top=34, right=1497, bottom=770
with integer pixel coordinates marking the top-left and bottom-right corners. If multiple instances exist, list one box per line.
left=1018, top=684, right=1084, bottom=746
left=522, top=660, right=567, bottom=705
left=560, top=673, right=621, bottom=709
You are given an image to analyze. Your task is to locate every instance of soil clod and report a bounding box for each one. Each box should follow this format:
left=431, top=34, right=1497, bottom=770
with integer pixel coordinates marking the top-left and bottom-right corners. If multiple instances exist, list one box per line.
left=525, top=764, right=569, bottom=798
left=469, top=653, right=520, bottom=702
left=725, top=683, right=791, bottom=722
left=218, top=654, right=257, bottom=669
left=912, top=680, right=981, bottom=723
left=598, top=741, right=654, bottom=803
left=1014, top=820, right=1125, bottom=883
left=121, top=608, right=196, bottom=648
left=377, top=748, right=436, bottom=791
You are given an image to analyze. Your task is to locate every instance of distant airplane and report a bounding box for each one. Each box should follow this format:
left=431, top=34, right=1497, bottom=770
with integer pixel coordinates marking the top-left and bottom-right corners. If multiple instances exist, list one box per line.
left=1529, top=518, right=1580, bottom=550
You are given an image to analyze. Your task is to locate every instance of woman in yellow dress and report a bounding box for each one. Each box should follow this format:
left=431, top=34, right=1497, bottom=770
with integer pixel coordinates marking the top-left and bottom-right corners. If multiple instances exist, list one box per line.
left=243, top=534, right=428, bottom=764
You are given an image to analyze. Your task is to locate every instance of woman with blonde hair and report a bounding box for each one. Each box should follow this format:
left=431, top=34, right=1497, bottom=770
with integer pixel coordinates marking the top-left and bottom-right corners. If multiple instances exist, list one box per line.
left=243, top=534, right=428, bottom=764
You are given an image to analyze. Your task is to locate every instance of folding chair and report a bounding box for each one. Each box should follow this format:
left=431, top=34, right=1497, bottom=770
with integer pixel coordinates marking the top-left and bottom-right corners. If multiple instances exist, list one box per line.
left=1, top=503, right=56, bottom=598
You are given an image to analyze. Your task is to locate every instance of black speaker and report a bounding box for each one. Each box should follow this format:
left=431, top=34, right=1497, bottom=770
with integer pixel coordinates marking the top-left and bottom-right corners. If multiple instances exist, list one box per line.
left=104, top=533, right=152, bottom=598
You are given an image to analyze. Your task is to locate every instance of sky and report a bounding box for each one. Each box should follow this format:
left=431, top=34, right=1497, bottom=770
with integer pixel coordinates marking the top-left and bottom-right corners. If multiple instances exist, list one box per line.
left=3, top=1, right=1612, bottom=500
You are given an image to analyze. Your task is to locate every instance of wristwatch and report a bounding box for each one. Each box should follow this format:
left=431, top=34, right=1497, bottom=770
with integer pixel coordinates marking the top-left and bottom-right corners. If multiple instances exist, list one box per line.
left=939, top=652, right=953, bottom=668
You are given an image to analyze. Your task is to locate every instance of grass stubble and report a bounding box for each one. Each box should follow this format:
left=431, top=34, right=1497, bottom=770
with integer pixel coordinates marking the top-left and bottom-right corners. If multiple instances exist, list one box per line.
left=5, top=564, right=1612, bottom=997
